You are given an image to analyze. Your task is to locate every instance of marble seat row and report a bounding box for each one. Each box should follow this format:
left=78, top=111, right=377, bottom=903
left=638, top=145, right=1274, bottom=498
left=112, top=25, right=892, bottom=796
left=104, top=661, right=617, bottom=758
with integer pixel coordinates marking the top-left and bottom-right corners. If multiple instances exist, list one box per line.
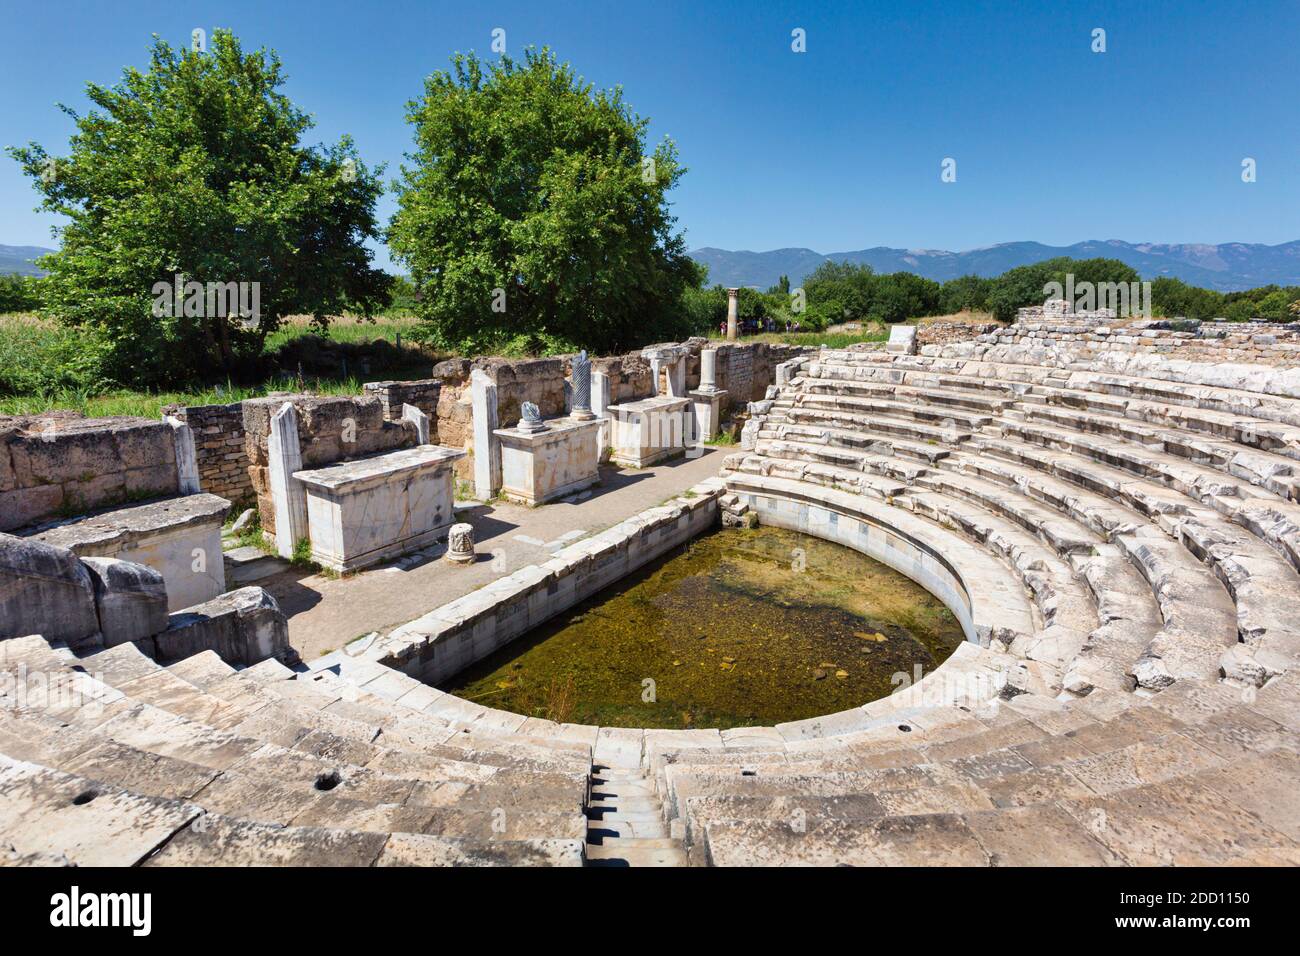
left=0, top=634, right=589, bottom=865
left=664, top=339, right=1300, bottom=863
left=762, top=350, right=1300, bottom=684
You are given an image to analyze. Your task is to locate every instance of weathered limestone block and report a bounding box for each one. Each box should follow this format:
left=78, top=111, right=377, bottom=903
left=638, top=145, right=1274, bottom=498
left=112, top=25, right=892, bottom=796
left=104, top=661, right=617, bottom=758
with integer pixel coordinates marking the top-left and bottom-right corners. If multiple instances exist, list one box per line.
left=0, top=534, right=99, bottom=647
left=1220, top=642, right=1287, bottom=687
left=1, top=417, right=180, bottom=531
left=80, top=556, right=168, bottom=647
left=157, top=586, right=295, bottom=666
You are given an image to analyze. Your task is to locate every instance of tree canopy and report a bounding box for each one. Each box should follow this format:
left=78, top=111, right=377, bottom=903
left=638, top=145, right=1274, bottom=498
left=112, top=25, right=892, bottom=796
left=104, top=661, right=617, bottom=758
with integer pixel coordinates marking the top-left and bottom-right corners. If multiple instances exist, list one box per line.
left=7, top=30, right=390, bottom=387
left=388, top=48, right=697, bottom=355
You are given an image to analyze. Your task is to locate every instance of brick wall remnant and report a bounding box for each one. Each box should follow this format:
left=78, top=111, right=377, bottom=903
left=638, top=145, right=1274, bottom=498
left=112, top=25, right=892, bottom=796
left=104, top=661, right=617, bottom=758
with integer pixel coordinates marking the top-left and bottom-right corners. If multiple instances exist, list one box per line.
left=363, top=379, right=442, bottom=436
left=164, top=401, right=251, bottom=505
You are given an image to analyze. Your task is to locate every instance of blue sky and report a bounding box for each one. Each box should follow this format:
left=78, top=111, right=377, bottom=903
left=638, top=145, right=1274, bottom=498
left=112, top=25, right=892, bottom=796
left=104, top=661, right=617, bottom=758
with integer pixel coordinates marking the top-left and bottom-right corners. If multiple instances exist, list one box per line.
left=2, top=0, right=1297, bottom=269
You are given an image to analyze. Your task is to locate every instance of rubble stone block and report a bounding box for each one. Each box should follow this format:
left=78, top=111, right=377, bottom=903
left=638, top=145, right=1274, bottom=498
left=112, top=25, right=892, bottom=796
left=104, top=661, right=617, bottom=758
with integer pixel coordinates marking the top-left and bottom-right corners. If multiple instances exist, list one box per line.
left=0, top=534, right=99, bottom=647
left=157, top=586, right=296, bottom=666
left=80, top=556, right=169, bottom=647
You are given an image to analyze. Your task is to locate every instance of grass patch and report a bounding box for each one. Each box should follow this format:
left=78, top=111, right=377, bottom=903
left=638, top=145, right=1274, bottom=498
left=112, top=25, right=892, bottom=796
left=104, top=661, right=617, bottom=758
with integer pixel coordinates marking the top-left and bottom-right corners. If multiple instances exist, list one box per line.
left=0, top=375, right=372, bottom=419
left=705, top=431, right=737, bottom=447
left=0, top=312, right=431, bottom=417
left=261, top=313, right=421, bottom=352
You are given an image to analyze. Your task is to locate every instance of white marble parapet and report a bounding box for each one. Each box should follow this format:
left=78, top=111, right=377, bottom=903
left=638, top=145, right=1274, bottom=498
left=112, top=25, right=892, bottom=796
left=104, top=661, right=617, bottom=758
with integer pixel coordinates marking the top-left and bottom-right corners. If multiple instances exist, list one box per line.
left=294, top=444, right=466, bottom=572
left=29, top=493, right=231, bottom=611
left=494, top=417, right=602, bottom=506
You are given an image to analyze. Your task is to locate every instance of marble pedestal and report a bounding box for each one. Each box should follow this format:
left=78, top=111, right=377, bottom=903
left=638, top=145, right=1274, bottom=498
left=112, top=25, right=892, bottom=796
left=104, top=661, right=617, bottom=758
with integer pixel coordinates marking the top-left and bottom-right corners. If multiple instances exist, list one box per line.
left=294, top=445, right=466, bottom=572
left=608, top=396, right=690, bottom=467
left=494, top=417, right=602, bottom=506
left=689, top=388, right=728, bottom=443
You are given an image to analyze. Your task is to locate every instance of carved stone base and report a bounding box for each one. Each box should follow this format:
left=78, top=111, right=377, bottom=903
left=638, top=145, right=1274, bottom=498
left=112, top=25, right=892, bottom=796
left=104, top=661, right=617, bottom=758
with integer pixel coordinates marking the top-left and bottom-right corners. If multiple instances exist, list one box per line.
left=446, top=522, right=476, bottom=563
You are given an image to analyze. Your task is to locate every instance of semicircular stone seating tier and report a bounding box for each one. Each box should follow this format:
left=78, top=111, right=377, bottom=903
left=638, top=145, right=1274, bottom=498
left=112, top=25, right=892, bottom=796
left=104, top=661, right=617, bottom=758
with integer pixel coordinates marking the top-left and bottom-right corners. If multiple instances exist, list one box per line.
left=4, top=333, right=1300, bottom=867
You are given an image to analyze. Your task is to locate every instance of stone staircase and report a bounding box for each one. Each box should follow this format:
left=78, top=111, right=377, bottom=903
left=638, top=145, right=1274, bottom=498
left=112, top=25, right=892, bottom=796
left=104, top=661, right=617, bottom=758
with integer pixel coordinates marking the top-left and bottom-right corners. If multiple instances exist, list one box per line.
left=584, top=764, right=686, bottom=867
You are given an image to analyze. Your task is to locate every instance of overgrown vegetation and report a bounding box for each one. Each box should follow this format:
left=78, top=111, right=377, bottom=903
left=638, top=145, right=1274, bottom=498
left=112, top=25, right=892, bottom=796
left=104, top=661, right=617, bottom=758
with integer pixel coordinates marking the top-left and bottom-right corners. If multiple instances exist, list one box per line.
left=389, top=48, right=699, bottom=356
left=7, top=30, right=390, bottom=390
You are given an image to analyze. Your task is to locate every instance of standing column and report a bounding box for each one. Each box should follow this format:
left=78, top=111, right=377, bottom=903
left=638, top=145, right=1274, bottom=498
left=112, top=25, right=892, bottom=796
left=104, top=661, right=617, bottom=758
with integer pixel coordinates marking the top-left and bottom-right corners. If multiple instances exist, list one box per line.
left=268, top=402, right=308, bottom=559
left=592, top=368, right=612, bottom=463
left=698, top=348, right=719, bottom=393
left=649, top=356, right=664, bottom=397
left=570, top=350, right=595, bottom=421
left=726, top=288, right=739, bottom=341
left=165, top=415, right=201, bottom=494
left=471, top=369, right=501, bottom=500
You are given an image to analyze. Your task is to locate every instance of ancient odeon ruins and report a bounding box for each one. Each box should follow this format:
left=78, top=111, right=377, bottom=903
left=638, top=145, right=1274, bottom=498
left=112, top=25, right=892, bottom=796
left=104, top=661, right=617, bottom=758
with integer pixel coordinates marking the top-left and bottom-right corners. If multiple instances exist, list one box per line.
left=2, top=305, right=1299, bottom=866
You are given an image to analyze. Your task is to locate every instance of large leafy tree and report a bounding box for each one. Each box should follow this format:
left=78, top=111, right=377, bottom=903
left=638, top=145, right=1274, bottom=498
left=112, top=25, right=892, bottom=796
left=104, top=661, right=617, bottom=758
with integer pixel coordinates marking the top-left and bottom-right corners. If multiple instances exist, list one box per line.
left=389, top=48, right=696, bottom=354
left=8, top=31, right=390, bottom=387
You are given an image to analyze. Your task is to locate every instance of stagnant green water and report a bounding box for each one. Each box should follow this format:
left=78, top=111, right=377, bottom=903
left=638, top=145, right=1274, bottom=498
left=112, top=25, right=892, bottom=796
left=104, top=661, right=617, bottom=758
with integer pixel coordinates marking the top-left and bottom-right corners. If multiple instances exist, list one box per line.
left=441, top=526, right=966, bottom=729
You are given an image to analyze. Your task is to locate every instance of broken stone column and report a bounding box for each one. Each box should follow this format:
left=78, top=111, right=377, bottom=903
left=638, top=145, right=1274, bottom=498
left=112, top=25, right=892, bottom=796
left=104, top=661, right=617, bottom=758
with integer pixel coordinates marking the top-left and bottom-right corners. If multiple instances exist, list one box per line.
left=726, top=288, right=739, bottom=341
left=447, top=523, right=475, bottom=563
left=470, top=369, right=501, bottom=500
left=166, top=415, right=201, bottom=494
left=516, top=401, right=548, bottom=434
left=81, top=557, right=168, bottom=648
left=268, top=402, right=308, bottom=559
left=402, top=403, right=430, bottom=444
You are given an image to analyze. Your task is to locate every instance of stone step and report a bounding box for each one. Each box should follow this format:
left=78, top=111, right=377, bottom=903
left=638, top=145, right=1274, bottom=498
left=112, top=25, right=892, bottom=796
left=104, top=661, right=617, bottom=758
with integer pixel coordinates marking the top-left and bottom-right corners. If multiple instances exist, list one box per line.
left=586, top=817, right=669, bottom=841
left=222, top=546, right=291, bottom=585
left=0, top=754, right=200, bottom=866
left=588, top=835, right=678, bottom=850
left=772, top=402, right=974, bottom=449
left=584, top=843, right=688, bottom=867
left=588, top=795, right=663, bottom=814
left=799, top=377, right=1015, bottom=413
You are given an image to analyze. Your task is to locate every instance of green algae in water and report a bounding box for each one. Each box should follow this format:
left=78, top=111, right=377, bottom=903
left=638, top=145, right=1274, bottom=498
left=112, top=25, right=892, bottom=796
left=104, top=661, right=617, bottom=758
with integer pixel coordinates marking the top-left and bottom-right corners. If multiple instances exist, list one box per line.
left=440, top=526, right=966, bottom=729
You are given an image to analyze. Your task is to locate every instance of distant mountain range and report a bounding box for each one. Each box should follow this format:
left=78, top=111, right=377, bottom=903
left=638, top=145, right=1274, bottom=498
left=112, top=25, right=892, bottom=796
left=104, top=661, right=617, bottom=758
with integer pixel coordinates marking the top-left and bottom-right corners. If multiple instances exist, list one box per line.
left=689, top=240, right=1300, bottom=293
left=0, top=245, right=53, bottom=277
left=10, top=240, right=1300, bottom=292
